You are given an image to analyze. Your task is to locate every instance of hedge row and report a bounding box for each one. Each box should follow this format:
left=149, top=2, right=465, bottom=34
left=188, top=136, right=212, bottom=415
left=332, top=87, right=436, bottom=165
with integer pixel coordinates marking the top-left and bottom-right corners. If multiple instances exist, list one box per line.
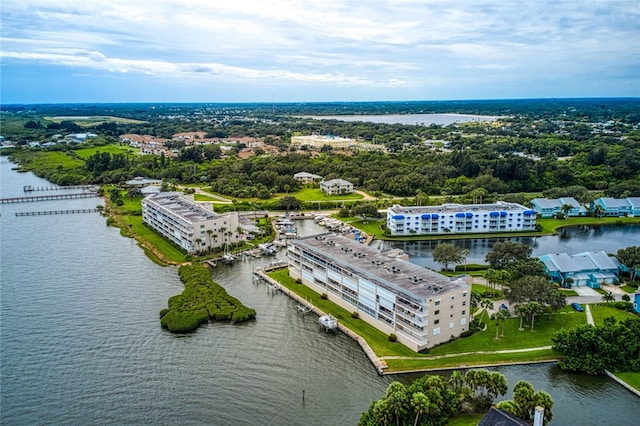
left=159, top=264, right=256, bottom=332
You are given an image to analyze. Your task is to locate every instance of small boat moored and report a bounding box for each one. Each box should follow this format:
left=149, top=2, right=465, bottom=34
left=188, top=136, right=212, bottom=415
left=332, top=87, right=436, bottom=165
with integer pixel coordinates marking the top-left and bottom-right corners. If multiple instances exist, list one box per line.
left=319, top=314, right=338, bottom=331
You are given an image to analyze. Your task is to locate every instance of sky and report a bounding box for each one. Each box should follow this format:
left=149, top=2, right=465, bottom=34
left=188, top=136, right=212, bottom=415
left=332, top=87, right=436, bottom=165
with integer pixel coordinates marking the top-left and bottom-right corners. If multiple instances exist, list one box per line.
left=1, top=0, right=639, bottom=104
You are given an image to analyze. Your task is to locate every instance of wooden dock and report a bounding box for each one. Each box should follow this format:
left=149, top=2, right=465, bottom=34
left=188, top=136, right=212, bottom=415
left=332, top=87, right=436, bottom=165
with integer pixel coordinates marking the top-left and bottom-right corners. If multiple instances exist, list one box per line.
left=252, top=267, right=388, bottom=375
left=23, top=184, right=97, bottom=192
left=16, top=208, right=100, bottom=216
left=0, top=192, right=99, bottom=204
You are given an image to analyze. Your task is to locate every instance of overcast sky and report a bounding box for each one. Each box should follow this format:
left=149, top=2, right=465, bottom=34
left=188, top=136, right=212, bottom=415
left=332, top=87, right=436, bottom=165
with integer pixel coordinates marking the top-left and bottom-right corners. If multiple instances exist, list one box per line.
left=1, top=0, right=638, bottom=104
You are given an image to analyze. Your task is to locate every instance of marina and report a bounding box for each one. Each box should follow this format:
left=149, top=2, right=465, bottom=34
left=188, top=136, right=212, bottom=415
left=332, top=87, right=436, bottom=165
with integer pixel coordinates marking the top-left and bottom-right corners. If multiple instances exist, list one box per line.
left=0, top=192, right=99, bottom=204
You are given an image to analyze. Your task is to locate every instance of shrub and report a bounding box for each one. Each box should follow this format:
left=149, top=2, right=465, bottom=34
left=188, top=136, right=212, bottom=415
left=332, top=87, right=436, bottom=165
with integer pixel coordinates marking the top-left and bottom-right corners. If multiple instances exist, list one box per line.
left=351, top=311, right=359, bottom=319
left=388, top=333, right=397, bottom=342
left=622, top=294, right=630, bottom=302
left=320, top=293, right=328, bottom=300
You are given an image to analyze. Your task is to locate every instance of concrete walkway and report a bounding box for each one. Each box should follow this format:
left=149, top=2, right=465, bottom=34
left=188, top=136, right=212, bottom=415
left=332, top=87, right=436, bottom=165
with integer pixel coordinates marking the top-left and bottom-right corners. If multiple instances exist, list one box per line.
left=585, top=304, right=595, bottom=325
left=381, top=346, right=553, bottom=361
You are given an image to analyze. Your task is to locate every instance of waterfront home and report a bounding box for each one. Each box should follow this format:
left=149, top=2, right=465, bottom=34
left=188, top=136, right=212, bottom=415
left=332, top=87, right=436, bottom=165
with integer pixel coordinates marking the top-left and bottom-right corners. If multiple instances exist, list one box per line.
left=287, top=233, right=471, bottom=352
left=530, top=197, right=587, bottom=218
left=125, top=176, right=162, bottom=188
left=142, top=192, right=242, bottom=253
left=538, top=251, right=624, bottom=288
left=591, top=197, right=640, bottom=217
left=386, top=202, right=537, bottom=236
left=320, top=178, right=355, bottom=195
left=294, top=172, right=323, bottom=184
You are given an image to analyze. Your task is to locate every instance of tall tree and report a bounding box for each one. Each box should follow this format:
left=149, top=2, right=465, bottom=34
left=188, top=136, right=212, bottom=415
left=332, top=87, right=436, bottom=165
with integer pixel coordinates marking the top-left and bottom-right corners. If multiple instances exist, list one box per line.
left=485, top=241, right=532, bottom=270
left=432, top=243, right=464, bottom=271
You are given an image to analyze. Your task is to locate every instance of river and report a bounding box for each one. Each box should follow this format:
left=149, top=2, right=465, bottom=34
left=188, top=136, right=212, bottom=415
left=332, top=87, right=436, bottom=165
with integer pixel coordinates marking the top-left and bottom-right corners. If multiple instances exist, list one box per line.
left=1, top=162, right=638, bottom=425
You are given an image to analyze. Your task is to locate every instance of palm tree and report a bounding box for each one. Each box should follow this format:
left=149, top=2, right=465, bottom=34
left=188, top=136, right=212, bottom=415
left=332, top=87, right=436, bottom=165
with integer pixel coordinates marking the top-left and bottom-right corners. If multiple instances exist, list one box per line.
left=384, top=382, right=408, bottom=426
left=527, top=301, right=543, bottom=331
left=448, top=370, right=465, bottom=395
left=601, top=291, right=615, bottom=304
left=410, top=392, right=429, bottom=426
left=484, top=269, right=497, bottom=296
left=479, top=298, right=494, bottom=324
left=515, top=304, right=527, bottom=331
left=206, top=229, right=213, bottom=249
left=497, top=269, right=511, bottom=292
left=461, top=249, right=470, bottom=271
left=560, top=203, right=573, bottom=219
left=593, top=204, right=605, bottom=218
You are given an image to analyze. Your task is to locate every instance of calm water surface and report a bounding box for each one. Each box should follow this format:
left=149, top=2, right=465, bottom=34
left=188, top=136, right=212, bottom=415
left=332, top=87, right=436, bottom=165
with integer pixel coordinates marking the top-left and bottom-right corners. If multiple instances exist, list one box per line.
left=1, top=162, right=638, bottom=425
left=305, top=113, right=501, bottom=126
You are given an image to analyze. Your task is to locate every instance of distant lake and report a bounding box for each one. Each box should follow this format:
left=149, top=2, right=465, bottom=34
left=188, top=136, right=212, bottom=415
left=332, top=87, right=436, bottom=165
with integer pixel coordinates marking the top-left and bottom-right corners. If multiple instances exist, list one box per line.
left=303, top=113, right=502, bottom=126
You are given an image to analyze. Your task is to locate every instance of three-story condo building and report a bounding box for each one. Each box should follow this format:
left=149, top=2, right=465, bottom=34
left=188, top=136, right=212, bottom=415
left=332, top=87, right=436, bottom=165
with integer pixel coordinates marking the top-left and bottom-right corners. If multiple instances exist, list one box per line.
left=387, top=202, right=537, bottom=236
left=288, top=233, right=471, bottom=352
left=142, top=192, right=241, bottom=253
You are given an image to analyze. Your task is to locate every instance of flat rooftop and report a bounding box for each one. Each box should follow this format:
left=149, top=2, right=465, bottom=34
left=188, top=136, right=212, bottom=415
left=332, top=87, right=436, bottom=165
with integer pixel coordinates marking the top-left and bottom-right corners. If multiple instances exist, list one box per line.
left=292, top=233, right=467, bottom=301
left=388, top=201, right=530, bottom=215
left=145, top=192, right=221, bottom=222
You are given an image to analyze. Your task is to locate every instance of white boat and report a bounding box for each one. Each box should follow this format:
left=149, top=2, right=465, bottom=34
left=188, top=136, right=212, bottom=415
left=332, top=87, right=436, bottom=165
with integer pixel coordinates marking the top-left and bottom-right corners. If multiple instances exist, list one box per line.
left=222, top=253, right=236, bottom=264
left=319, top=314, right=338, bottom=331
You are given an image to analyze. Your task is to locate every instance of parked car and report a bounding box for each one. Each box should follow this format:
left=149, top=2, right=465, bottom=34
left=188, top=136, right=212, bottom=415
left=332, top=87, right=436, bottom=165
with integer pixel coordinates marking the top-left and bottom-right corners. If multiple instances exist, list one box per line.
left=571, top=302, right=584, bottom=312
left=500, top=303, right=509, bottom=311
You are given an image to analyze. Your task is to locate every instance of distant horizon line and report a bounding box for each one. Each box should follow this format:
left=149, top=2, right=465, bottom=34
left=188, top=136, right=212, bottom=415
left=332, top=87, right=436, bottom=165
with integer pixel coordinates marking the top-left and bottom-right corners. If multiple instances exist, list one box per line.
left=2, top=96, right=639, bottom=107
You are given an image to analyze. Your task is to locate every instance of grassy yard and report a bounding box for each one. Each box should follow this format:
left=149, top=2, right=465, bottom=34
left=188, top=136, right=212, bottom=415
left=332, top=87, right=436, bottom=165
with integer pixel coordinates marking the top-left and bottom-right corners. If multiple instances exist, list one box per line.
left=614, top=372, right=640, bottom=391
left=589, top=303, right=639, bottom=325
left=44, top=115, right=145, bottom=126
left=447, top=413, right=486, bottom=426
left=288, top=187, right=364, bottom=201
left=268, top=268, right=574, bottom=373
left=75, top=144, right=139, bottom=158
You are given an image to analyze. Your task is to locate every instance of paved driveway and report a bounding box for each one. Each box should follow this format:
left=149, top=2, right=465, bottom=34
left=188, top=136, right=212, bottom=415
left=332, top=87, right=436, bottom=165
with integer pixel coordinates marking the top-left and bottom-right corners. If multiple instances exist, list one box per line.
left=573, top=286, right=600, bottom=296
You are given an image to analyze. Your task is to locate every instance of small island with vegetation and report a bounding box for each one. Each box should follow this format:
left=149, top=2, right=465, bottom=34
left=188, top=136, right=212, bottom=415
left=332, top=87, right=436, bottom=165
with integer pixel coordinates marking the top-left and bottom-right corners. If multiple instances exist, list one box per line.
left=159, top=264, right=256, bottom=333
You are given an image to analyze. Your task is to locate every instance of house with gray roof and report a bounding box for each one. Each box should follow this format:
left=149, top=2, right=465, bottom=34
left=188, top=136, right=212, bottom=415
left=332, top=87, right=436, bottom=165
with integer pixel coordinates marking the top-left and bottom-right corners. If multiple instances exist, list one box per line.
left=320, top=178, right=354, bottom=195
left=294, top=171, right=323, bottom=184
left=530, top=197, right=587, bottom=218
left=538, top=251, right=624, bottom=288
left=591, top=197, right=640, bottom=217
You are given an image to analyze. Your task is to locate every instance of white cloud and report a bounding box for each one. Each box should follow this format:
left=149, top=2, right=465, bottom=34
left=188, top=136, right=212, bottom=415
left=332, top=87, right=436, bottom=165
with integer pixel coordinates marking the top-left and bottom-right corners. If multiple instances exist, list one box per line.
left=1, top=0, right=638, bottom=101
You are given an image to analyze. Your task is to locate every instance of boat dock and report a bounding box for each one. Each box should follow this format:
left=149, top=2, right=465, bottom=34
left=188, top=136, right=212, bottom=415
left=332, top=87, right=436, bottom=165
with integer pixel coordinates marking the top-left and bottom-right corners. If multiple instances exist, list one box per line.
left=15, top=208, right=100, bottom=216
left=0, top=192, right=99, bottom=204
left=23, top=184, right=97, bottom=192
left=252, top=266, right=388, bottom=375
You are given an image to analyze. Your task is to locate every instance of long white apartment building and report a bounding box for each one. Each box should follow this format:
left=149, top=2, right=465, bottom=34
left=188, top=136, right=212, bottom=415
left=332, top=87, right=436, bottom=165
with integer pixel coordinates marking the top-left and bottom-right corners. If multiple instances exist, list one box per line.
left=288, top=233, right=471, bottom=352
left=387, top=202, right=537, bottom=236
left=142, top=192, right=242, bottom=253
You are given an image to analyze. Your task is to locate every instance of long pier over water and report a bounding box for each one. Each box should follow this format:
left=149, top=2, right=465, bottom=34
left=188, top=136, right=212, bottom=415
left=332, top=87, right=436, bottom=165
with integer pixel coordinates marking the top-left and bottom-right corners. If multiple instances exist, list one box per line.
left=0, top=192, right=99, bottom=204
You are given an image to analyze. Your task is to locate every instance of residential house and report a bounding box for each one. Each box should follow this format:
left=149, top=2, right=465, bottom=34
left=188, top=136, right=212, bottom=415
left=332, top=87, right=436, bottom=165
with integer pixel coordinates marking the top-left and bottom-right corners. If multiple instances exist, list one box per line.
left=294, top=172, right=323, bottom=184
left=530, top=197, right=587, bottom=218
left=320, top=178, right=355, bottom=195
left=538, top=251, right=624, bottom=288
left=591, top=197, right=640, bottom=217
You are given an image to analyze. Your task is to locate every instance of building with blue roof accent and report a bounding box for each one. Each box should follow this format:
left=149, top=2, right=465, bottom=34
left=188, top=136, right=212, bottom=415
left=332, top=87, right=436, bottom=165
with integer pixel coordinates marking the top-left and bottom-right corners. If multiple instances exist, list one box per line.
left=386, top=202, right=536, bottom=236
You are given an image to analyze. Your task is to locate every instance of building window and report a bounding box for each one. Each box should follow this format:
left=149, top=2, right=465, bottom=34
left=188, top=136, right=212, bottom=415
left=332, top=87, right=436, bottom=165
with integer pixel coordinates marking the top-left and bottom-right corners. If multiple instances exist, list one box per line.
left=433, top=328, right=440, bottom=335
left=434, top=319, right=440, bottom=325
left=435, top=310, right=440, bottom=315
left=462, top=292, right=467, bottom=297
left=450, top=322, right=455, bottom=329
left=461, top=318, right=467, bottom=326
left=462, top=310, right=466, bottom=315
left=435, top=300, right=441, bottom=306
left=462, top=301, right=467, bottom=306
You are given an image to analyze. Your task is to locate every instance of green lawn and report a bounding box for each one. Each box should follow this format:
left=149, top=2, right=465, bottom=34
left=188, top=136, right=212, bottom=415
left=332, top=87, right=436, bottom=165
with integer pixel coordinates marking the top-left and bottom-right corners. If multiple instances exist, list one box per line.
left=447, top=413, right=486, bottom=426
left=589, top=304, right=639, bottom=325
left=268, top=268, right=577, bottom=373
left=288, top=187, right=364, bottom=201
left=44, top=115, right=145, bottom=126
left=471, top=283, right=504, bottom=299
left=75, top=144, right=139, bottom=158
left=614, top=372, right=640, bottom=391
